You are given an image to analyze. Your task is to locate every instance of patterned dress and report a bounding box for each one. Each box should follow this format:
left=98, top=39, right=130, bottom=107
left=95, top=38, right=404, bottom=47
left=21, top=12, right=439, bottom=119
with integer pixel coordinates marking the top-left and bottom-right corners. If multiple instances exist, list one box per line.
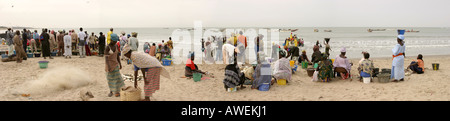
left=318, top=60, right=333, bottom=82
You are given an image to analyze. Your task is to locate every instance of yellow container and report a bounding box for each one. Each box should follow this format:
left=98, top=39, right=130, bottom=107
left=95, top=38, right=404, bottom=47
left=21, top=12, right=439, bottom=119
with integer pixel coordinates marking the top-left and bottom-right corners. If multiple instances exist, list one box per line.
left=331, top=59, right=335, bottom=64
left=277, top=79, right=287, bottom=85
left=290, top=60, right=295, bottom=67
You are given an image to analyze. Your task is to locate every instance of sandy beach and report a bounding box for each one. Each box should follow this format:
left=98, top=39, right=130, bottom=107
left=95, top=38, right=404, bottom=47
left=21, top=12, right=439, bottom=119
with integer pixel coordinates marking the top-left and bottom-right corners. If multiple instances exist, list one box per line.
left=0, top=54, right=449, bottom=101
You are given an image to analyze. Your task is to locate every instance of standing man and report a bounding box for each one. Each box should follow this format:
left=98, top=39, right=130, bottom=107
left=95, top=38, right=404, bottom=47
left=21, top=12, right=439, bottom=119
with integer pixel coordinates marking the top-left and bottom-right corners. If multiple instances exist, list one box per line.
left=57, top=31, right=65, bottom=56
left=64, top=32, right=72, bottom=59
left=22, top=29, right=28, bottom=53
left=98, top=32, right=106, bottom=56
left=6, top=28, right=14, bottom=56
left=71, top=30, right=78, bottom=52
left=128, top=32, right=139, bottom=52
left=48, top=30, right=56, bottom=52
left=78, top=28, right=87, bottom=58
left=391, top=35, right=406, bottom=82
left=107, top=28, right=113, bottom=44
left=89, top=32, right=96, bottom=51
left=41, top=28, right=53, bottom=59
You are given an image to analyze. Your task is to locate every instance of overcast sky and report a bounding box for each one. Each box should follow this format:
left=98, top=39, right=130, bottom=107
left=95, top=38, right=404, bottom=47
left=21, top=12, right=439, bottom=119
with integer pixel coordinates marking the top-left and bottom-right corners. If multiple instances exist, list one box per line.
left=0, top=0, right=449, bottom=28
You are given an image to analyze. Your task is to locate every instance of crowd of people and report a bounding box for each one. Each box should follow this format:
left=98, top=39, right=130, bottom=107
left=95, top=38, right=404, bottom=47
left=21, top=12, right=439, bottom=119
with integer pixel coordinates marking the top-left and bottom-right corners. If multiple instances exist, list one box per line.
left=2, top=28, right=427, bottom=99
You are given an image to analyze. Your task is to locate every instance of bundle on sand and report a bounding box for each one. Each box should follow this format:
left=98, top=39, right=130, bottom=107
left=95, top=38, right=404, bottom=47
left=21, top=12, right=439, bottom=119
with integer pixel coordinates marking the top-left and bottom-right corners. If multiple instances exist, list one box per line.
left=21, top=66, right=93, bottom=95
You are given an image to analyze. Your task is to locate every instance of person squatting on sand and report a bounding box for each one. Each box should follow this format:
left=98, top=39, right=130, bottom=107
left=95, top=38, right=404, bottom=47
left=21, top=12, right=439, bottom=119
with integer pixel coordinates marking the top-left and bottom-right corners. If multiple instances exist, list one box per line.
left=251, top=52, right=272, bottom=89
left=104, top=33, right=125, bottom=97
left=334, top=47, right=353, bottom=80
left=311, top=45, right=321, bottom=64
left=408, top=54, right=424, bottom=74
left=184, top=52, right=213, bottom=78
left=317, top=53, right=333, bottom=82
left=298, top=50, right=310, bottom=64
left=123, top=44, right=171, bottom=101
left=223, top=50, right=246, bottom=91
left=272, top=50, right=292, bottom=84
left=391, top=35, right=406, bottom=82
left=357, top=52, right=374, bottom=81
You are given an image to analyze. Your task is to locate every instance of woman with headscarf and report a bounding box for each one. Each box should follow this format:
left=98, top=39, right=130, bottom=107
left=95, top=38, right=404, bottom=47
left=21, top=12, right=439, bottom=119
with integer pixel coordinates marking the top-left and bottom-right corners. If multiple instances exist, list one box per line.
left=184, top=52, right=210, bottom=78
left=123, top=44, right=171, bottom=101
left=333, top=47, right=353, bottom=80
left=311, top=45, right=322, bottom=63
left=223, top=50, right=246, bottom=91
left=104, top=33, right=125, bottom=97
left=298, top=50, right=310, bottom=64
left=391, top=35, right=406, bottom=82
left=252, top=52, right=272, bottom=89
left=13, top=30, right=27, bottom=63
left=272, top=50, right=292, bottom=83
left=317, top=53, right=333, bottom=82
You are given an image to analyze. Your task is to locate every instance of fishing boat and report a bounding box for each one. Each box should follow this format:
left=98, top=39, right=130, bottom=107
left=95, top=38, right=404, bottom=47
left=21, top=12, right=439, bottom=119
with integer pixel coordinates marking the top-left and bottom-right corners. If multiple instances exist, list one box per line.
left=324, top=30, right=332, bottom=32
left=280, top=29, right=298, bottom=32
left=406, top=29, right=420, bottom=33
left=367, top=29, right=386, bottom=32
left=314, top=29, right=319, bottom=32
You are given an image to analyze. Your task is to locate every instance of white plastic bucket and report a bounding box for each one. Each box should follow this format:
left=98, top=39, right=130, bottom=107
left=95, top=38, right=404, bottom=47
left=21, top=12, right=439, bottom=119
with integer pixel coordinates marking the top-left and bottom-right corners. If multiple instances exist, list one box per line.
left=363, top=77, right=371, bottom=84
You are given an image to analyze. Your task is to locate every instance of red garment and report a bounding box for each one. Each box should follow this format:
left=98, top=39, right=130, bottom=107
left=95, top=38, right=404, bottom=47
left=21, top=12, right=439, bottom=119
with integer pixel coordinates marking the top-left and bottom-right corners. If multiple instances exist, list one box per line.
left=85, top=44, right=91, bottom=56
left=186, top=59, right=196, bottom=70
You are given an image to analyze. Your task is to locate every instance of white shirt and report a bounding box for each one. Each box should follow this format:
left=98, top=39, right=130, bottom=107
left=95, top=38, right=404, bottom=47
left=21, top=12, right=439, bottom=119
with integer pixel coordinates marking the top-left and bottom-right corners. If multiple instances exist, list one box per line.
left=78, top=32, right=86, bottom=41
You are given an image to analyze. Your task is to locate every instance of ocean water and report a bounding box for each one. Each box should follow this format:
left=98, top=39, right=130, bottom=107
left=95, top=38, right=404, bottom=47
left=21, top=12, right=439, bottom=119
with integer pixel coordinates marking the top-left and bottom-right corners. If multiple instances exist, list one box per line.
left=41, top=27, right=450, bottom=64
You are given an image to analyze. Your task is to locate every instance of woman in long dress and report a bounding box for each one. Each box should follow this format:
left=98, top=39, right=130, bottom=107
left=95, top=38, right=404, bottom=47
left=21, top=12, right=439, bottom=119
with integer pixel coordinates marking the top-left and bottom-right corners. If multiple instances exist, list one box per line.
left=122, top=44, right=171, bottom=101
left=104, top=33, right=125, bottom=97
left=391, top=35, right=406, bottom=82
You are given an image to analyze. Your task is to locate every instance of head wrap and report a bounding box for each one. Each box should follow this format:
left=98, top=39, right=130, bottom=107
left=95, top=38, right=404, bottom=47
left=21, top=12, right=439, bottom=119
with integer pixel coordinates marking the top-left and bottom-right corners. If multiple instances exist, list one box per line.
left=302, top=50, right=306, bottom=53
left=321, top=53, right=329, bottom=60
left=397, top=35, right=405, bottom=40
left=110, top=33, right=119, bottom=42
left=131, top=32, right=137, bottom=37
left=340, top=47, right=346, bottom=52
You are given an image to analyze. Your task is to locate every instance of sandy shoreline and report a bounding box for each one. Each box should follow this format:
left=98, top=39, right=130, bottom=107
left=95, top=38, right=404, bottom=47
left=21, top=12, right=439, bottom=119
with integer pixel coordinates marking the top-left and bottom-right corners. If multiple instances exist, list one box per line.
left=0, top=54, right=449, bottom=101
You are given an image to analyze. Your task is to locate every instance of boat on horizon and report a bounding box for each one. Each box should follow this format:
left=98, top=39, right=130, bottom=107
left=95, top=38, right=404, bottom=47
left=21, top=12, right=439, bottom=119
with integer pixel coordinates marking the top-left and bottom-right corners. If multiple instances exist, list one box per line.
left=324, top=30, right=332, bottom=32
left=280, top=29, right=298, bottom=32
left=314, top=29, right=319, bottom=32
left=406, top=29, right=420, bottom=32
left=367, top=29, right=386, bottom=32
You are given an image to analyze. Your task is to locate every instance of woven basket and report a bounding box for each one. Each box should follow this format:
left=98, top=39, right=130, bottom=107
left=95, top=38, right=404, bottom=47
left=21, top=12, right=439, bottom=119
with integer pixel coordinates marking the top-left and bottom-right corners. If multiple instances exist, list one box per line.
left=120, top=86, right=142, bottom=101
left=377, top=73, right=390, bottom=83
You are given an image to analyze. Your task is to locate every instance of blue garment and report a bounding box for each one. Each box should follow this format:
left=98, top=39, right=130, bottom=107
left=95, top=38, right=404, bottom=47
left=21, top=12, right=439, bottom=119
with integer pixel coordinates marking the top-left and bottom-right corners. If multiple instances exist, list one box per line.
left=360, top=71, right=371, bottom=77
left=252, top=62, right=272, bottom=89
left=134, top=64, right=148, bottom=72
left=391, top=43, right=405, bottom=80
left=409, top=62, right=424, bottom=74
